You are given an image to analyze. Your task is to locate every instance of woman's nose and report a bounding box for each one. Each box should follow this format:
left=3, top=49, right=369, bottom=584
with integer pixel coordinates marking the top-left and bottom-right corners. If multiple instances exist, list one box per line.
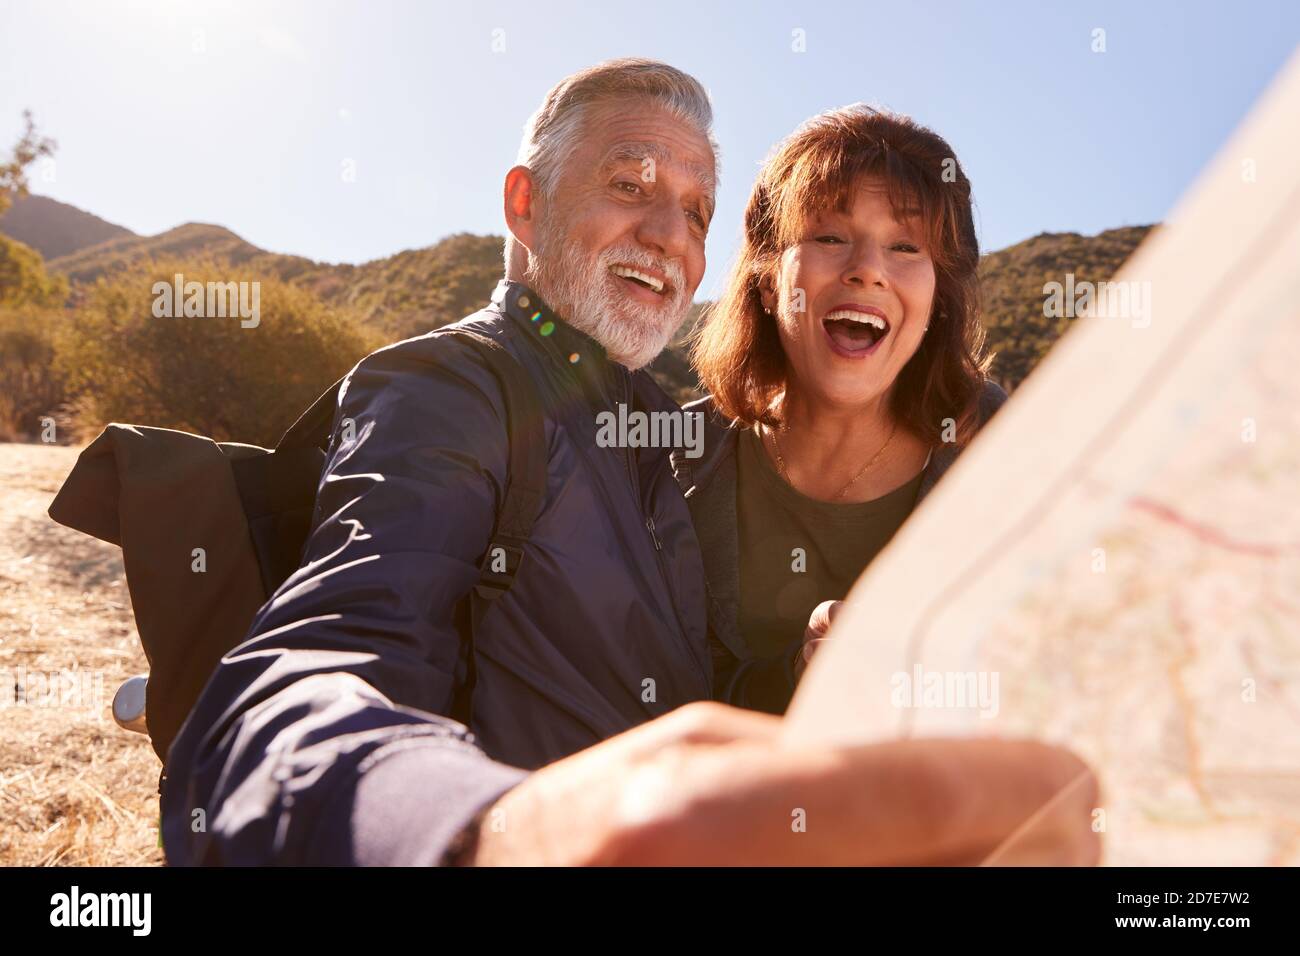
left=842, top=242, right=889, bottom=288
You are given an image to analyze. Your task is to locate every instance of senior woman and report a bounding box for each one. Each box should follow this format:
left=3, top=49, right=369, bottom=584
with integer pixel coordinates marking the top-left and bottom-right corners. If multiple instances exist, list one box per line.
left=677, top=104, right=1006, bottom=714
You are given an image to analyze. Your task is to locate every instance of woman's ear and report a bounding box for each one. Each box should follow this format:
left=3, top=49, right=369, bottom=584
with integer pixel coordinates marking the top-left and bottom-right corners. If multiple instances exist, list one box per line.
left=757, top=271, right=778, bottom=316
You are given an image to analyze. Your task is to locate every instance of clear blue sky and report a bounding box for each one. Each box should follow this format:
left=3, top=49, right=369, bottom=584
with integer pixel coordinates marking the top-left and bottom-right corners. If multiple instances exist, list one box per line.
left=2, top=0, right=1297, bottom=298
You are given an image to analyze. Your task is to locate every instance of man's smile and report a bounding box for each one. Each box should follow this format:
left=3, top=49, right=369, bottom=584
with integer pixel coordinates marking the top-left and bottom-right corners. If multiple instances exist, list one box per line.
left=609, top=263, right=668, bottom=298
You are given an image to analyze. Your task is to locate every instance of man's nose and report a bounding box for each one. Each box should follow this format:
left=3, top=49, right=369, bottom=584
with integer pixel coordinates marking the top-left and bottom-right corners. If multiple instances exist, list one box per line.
left=633, top=194, right=691, bottom=260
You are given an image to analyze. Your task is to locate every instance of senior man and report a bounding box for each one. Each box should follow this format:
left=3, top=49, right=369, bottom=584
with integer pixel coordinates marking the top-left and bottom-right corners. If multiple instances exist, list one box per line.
left=161, top=58, right=1098, bottom=866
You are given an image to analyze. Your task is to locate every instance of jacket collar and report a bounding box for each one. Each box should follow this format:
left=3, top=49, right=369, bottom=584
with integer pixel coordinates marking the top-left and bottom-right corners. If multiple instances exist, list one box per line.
left=492, top=279, right=610, bottom=397
left=670, top=396, right=739, bottom=497
left=491, top=279, right=680, bottom=416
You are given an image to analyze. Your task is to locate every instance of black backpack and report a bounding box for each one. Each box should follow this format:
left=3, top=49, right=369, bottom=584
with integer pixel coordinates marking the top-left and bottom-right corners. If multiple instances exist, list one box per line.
left=48, top=328, right=546, bottom=765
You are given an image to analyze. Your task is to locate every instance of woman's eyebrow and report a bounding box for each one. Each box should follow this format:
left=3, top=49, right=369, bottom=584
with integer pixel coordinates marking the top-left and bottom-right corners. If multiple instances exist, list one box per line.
left=811, top=207, right=926, bottom=237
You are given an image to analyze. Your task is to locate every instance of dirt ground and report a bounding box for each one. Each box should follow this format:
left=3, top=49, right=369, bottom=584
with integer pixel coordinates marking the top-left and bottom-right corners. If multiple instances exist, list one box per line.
left=0, top=440, right=163, bottom=866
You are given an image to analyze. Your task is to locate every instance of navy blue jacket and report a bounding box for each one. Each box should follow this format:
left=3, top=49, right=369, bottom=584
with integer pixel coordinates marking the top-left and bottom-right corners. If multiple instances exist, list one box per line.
left=161, top=281, right=713, bottom=865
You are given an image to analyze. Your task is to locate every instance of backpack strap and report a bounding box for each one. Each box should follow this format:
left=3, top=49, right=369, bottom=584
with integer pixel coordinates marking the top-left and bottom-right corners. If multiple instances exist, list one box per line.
left=271, top=328, right=545, bottom=725
left=274, top=332, right=546, bottom=593
left=276, top=331, right=546, bottom=599
left=275, top=376, right=346, bottom=453
left=443, top=328, right=548, bottom=616
left=441, top=330, right=547, bottom=726
left=441, top=330, right=548, bottom=723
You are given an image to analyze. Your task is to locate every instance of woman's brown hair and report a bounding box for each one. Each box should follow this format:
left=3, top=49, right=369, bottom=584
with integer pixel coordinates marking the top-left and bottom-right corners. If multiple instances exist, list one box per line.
left=692, top=104, right=991, bottom=446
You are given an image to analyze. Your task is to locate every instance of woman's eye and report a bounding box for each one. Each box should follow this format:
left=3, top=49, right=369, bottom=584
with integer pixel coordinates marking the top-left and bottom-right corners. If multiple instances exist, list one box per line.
left=893, top=243, right=920, bottom=253
left=814, top=234, right=843, bottom=244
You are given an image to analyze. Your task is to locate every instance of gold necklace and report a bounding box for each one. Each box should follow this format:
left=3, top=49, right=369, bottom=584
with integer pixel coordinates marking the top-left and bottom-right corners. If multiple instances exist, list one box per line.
left=765, top=419, right=898, bottom=500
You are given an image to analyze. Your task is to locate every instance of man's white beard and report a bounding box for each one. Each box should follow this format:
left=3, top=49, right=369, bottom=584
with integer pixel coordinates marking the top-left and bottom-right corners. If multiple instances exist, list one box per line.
left=524, top=219, right=691, bottom=370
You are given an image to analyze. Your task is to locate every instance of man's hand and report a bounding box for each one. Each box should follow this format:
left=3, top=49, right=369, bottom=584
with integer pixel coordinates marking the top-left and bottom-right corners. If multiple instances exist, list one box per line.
left=470, top=701, right=1100, bottom=866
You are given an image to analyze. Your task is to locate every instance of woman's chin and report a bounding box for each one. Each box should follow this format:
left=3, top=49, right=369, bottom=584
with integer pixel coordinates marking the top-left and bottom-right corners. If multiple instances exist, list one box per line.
left=799, top=373, right=893, bottom=413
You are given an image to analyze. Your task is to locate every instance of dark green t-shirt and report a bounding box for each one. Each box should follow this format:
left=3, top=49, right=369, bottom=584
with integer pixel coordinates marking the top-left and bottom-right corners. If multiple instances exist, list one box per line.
left=736, top=427, right=927, bottom=659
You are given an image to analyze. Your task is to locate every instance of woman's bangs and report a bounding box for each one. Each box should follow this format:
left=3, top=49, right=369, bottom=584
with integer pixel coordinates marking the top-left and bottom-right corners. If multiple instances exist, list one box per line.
left=772, top=144, right=950, bottom=260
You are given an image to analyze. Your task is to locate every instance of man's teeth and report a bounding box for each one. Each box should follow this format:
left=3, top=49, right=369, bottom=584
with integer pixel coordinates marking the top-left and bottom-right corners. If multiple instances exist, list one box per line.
left=823, top=309, right=888, bottom=331
left=610, top=265, right=665, bottom=293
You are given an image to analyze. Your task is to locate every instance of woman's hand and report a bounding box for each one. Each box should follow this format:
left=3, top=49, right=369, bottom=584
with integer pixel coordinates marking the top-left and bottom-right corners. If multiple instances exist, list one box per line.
left=797, top=599, right=844, bottom=679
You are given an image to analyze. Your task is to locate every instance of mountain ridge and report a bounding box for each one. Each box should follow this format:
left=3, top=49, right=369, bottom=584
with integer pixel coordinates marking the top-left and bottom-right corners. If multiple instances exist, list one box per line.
left=0, top=194, right=135, bottom=260
left=1, top=194, right=1157, bottom=396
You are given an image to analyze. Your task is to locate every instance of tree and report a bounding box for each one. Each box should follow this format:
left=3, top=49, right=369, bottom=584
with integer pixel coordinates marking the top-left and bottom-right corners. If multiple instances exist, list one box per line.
left=0, top=303, right=65, bottom=440
left=0, top=223, right=68, bottom=440
left=0, top=110, right=57, bottom=217
left=0, top=233, right=68, bottom=308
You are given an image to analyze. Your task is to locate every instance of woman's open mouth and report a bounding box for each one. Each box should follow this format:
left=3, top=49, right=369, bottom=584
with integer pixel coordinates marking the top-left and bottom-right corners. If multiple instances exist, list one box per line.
left=822, top=307, right=890, bottom=358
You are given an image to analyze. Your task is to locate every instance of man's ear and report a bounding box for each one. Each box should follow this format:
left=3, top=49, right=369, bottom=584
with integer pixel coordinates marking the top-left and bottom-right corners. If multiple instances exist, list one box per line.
left=504, top=165, right=540, bottom=253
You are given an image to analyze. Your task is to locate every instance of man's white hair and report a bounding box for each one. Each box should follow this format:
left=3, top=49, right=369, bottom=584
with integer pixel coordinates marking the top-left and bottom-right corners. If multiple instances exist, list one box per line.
left=504, top=58, right=717, bottom=271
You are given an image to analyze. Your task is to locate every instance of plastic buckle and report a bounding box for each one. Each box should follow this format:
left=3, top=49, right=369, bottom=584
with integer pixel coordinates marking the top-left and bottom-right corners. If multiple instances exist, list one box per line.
left=474, top=541, right=525, bottom=599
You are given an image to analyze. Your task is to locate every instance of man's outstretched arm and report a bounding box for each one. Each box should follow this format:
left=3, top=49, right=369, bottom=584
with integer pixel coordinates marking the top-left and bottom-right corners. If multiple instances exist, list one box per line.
left=466, top=701, right=1101, bottom=866
left=161, top=336, right=527, bottom=865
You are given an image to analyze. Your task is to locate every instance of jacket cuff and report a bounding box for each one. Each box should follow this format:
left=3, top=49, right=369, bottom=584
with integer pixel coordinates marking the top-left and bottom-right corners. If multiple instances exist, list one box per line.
left=309, top=737, right=529, bottom=866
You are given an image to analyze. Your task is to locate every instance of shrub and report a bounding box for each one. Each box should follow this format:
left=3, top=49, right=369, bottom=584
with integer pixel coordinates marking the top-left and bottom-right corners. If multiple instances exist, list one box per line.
left=0, top=304, right=67, bottom=440
left=53, top=258, right=383, bottom=446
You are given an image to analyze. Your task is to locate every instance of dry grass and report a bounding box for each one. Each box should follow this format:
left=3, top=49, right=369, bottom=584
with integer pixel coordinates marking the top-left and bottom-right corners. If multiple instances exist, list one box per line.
left=0, top=440, right=163, bottom=866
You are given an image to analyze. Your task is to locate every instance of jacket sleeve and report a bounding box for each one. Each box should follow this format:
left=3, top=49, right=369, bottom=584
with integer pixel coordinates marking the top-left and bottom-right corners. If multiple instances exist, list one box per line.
left=161, top=337, right=530, bottom=865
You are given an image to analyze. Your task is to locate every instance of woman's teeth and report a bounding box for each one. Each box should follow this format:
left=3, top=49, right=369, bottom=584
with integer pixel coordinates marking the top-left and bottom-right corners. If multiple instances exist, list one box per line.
left=822, top=309, right=890, bottom=352
left=610, top=265, right=665, bottom=293
left=822, top=309, right=888, bottom=332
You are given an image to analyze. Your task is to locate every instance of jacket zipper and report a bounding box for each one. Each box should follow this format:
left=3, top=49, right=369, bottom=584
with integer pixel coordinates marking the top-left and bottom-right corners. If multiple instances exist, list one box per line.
left=534, top=324, right=707, bottom=686
left=617, top=370, right=707, bottom=684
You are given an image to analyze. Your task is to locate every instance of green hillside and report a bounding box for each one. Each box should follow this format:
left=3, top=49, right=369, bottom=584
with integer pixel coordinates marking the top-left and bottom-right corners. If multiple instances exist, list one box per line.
left=49, top=222, right=320, bottom=287
left=11, top=194, right=1155, bottom=404
left=43, top=221, right=502, bottom=341
left=979, top=225, right=1155, bottom=388
left=306, top=234, right=506, bottom=340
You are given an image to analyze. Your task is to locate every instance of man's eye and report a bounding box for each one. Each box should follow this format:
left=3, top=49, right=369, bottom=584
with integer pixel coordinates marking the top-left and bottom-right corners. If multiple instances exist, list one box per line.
left=687, top=209, right=705, bottom=227
left=615, top=181, right=643, bottom=195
